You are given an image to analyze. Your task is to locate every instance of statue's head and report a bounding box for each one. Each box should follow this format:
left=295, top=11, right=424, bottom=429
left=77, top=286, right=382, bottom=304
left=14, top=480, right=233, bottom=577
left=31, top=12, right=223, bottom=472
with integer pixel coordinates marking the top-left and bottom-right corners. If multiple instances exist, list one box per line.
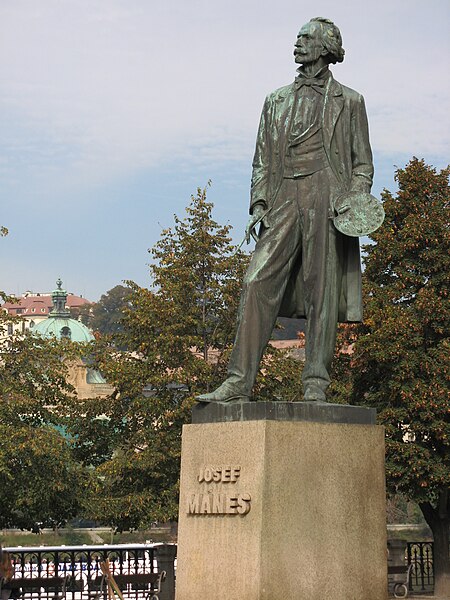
left=294, top=17, right=345, bottom=66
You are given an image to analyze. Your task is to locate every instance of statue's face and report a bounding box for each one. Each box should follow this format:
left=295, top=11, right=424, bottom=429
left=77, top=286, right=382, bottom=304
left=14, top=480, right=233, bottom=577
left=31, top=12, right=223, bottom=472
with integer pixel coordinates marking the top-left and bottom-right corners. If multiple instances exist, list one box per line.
left=294, top=22, right=325, bottom=65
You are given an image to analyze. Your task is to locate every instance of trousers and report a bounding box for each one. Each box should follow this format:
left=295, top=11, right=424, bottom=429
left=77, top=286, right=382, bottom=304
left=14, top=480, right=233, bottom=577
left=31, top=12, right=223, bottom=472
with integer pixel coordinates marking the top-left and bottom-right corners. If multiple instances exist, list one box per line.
left=228, top=166, right=343, bottom=395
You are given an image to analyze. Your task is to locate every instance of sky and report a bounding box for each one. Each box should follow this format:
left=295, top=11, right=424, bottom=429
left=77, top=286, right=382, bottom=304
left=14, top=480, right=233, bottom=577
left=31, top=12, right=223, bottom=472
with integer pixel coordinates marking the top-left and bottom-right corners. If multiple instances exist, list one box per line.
left=1, top=0, right=449, bottom=301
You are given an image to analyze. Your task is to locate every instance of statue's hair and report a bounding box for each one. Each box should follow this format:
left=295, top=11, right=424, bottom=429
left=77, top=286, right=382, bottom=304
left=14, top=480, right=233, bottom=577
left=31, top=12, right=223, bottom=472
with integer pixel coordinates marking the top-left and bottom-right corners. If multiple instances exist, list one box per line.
left=309, top=17, right=345, bottom=64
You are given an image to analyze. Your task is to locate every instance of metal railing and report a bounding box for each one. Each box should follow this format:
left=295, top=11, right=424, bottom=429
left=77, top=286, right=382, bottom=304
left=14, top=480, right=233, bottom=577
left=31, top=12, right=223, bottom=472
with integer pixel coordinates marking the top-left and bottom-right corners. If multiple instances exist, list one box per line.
left=3, top=540, right=441, bottom=597
left=3, top=543, right=175, bottom=600
left=407, top=541, right=434, bottom=593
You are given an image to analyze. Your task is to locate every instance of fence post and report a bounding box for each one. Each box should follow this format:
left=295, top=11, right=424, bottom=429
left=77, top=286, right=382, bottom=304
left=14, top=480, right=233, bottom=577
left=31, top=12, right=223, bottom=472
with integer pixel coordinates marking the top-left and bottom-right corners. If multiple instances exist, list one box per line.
left=388, top=539, right=407, bottom=565
left=156, top=544, right=177, bottom=600
left=388, top=539, right=408, bottom=594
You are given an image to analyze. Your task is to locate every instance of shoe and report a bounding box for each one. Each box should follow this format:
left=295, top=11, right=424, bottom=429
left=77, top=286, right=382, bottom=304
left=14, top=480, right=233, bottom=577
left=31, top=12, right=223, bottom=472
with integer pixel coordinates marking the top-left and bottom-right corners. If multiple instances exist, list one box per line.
left=196, top=380, right=249, bottom=403
left=304, top=384, right=327, bottom=402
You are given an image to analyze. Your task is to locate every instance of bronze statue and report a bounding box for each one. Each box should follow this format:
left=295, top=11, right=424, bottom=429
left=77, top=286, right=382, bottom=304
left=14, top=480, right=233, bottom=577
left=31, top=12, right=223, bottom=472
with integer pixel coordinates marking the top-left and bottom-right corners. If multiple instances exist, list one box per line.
left=198, top=17, right=374, bottom=404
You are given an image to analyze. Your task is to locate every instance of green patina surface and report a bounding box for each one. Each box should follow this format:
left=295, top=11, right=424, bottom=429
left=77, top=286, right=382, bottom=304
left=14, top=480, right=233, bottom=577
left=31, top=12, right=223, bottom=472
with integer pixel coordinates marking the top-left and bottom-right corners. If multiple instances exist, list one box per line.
left=198, top=17, right=382, bottom=405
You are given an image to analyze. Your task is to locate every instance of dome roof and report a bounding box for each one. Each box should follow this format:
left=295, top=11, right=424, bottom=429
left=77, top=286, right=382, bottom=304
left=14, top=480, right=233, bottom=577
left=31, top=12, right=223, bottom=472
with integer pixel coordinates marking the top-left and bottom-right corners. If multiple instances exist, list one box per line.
left=33, top=316, right=94, bottom=342
left=32, top=278, right=94, bottom=343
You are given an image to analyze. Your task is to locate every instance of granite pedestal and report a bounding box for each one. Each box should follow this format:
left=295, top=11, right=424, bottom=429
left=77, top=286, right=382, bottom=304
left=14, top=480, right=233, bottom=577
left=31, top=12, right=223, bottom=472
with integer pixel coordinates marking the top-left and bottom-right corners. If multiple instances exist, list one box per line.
left=176, top=402, right=387, bottom=600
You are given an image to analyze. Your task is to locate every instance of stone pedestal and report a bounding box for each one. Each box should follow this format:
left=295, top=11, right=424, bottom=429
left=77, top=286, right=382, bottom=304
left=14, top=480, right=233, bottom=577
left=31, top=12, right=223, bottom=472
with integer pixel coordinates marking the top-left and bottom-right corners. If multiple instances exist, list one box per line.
left=176, top=402, right=387, bottom=600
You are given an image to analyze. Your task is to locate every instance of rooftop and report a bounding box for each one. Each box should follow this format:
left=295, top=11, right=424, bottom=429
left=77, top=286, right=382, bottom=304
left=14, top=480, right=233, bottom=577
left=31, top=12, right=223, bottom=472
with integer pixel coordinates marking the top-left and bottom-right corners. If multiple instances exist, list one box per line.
left=2, top=289, right=91, bottom=317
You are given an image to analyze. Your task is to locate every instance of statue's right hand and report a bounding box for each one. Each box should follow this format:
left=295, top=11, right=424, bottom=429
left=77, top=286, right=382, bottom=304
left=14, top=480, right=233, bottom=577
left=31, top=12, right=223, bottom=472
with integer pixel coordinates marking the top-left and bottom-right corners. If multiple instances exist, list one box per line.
left=245, top=204, right=269, bottom=244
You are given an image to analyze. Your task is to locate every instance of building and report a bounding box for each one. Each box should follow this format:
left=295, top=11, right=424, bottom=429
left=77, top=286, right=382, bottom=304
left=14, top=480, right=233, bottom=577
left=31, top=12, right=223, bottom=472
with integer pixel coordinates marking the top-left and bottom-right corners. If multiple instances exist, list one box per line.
left=30, top=279, right=113, bottom=399
left=1, top=281, right=91, bottom=335
left=32, top=278, right=94, bottom=342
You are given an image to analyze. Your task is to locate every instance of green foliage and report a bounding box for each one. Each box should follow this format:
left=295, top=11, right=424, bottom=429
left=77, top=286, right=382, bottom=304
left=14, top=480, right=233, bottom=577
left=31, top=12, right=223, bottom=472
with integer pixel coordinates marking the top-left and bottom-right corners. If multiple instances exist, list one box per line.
left=72, top=285, right=132, bottom=337
left=348, top=158, right=449, bottom=588
left=137, top=183, right=250, bottom=371
left=255, top=346, right=303, bottom=401
left=0, top=333, right=79, bottom=426
left=0, top=302, right=88, bottom=530
left=352, top=158, right=449, bottom=502
left=0, top=424, right=87, bottom=531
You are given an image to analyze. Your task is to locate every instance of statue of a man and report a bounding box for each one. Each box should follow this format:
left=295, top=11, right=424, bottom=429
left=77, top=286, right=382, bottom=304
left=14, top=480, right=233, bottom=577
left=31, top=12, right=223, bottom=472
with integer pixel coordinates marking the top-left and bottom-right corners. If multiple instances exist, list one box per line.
left=198, top=17, right=373, bottom=403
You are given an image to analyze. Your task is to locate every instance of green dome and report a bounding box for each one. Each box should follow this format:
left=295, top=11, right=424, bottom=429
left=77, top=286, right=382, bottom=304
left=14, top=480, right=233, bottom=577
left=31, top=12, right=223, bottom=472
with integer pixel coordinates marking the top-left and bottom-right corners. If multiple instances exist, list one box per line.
left=32, top=278, right=94, bottom=343
left=32, top=316, right=94, bottom=342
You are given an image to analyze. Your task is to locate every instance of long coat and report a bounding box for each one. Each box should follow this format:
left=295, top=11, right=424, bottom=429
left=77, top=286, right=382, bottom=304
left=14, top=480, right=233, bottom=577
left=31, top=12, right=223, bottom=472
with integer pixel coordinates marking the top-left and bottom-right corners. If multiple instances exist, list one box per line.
left=250, top=75, right=374, bottom=323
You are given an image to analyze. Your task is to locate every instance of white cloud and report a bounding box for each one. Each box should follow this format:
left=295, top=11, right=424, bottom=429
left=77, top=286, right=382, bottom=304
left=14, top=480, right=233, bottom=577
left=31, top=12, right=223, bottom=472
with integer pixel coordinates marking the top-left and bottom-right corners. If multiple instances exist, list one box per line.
left=1, top=0, right=448, bottom=199
left=1, top=0, right=449, bottom=298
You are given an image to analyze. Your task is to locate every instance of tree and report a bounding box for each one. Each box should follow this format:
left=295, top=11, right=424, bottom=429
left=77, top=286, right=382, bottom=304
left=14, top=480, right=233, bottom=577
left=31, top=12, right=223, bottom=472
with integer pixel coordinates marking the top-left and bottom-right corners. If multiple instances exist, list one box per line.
left=72, top=285, right=132, bottom=337
left=0, top=423, right=86, bottom=531
left=70, top=184, right=302, bottom=530
left=0, top=330, right=88, bottom=530
left=350, top=159, right=449, bottom=595
left=0, top=258, right=87, bottom=529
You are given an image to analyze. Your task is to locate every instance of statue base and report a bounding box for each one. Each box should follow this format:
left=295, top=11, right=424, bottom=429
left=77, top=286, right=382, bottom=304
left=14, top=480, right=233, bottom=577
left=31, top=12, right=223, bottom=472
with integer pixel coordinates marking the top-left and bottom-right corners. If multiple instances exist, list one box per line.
left=176, top=402, right=387, bottom=600
left=191, top=399, right=376, bottom=425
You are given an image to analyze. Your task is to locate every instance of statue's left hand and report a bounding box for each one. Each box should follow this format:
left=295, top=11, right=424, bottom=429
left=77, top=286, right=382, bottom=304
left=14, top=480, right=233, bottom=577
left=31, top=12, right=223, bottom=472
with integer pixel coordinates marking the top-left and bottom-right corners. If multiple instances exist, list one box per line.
left=336, top=204, right=351, bottom=215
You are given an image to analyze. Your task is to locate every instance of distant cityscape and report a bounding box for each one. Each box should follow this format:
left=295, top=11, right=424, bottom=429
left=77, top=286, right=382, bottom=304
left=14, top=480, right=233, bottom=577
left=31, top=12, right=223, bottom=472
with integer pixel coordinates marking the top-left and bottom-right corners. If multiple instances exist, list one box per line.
left=2, top=287, right=91, bottom=332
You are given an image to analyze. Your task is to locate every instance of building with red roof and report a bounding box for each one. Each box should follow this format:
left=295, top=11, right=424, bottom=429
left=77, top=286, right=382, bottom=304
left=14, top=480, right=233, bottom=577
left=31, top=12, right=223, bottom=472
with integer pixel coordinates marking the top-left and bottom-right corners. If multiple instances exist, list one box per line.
left=2, top=284, right=92, bottom=331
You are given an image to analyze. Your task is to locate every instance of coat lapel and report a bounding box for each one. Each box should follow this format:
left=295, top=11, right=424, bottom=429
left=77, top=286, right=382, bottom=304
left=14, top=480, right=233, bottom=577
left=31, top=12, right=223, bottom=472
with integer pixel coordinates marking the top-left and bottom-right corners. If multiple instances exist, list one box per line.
left=270, top=84, right=298, bottom=200
left=322, top=78, right=344, bottom=151
left=274, top=83, right=297, bottom=142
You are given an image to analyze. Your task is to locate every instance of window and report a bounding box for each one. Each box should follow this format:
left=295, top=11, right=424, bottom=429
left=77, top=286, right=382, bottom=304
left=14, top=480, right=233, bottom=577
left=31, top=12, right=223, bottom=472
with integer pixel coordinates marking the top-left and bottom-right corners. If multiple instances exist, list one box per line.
left=60, top=326, right=72, bottom=340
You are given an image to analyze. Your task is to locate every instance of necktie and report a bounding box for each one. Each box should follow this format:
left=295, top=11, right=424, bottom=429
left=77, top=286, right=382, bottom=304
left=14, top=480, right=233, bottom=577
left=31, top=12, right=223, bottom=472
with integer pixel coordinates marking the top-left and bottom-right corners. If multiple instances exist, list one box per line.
left=295, top=75, right=327, bottom=95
